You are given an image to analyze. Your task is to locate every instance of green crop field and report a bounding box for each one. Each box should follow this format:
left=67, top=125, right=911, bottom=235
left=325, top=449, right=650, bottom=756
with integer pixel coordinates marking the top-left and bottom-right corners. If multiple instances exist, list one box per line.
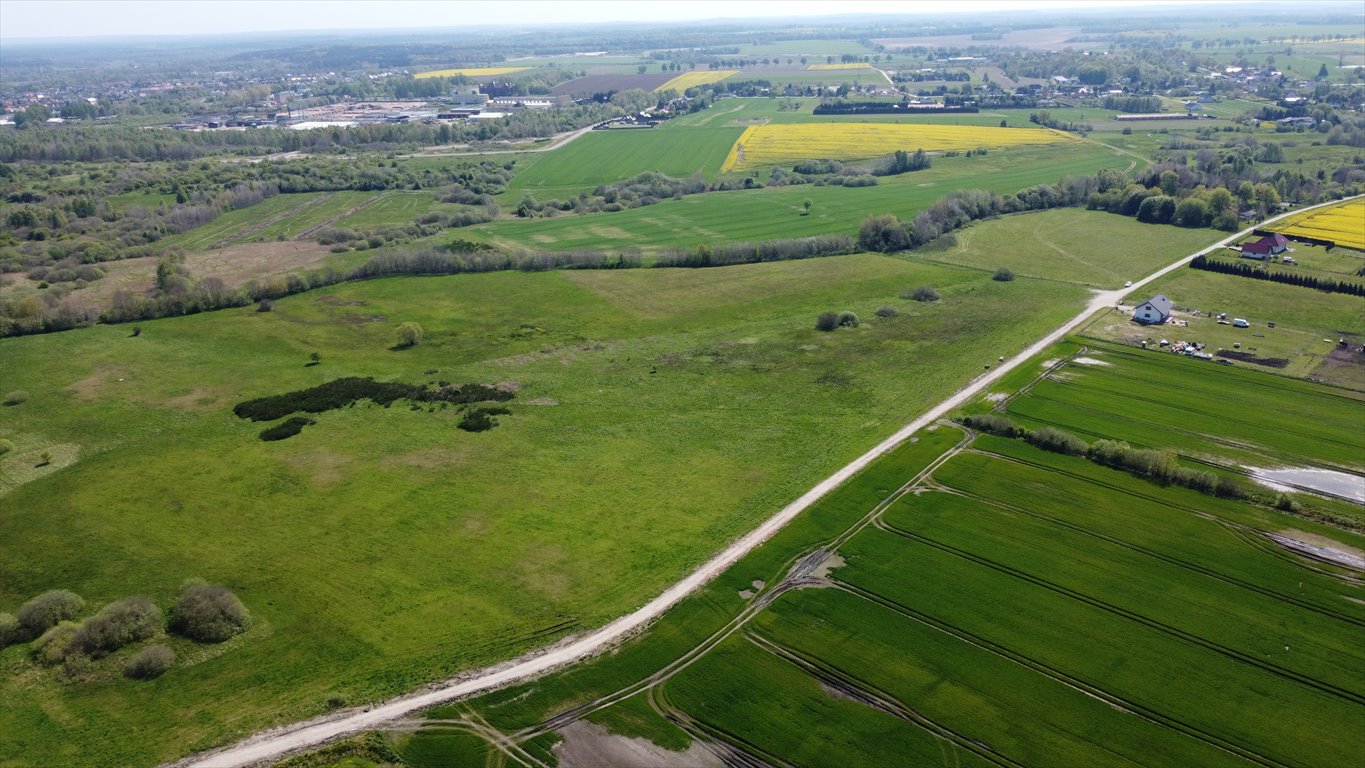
left=0, top=255, right=1090, bottom=767
left=503, top=126, right=744, bottom=199
left=1003, top=342, right=1365, bottom=470
left=910, top=208, right=1224, bottom=287
left=465, top=142, right=1133, bottom=251
left=337, top=338, right=1364, bottom=768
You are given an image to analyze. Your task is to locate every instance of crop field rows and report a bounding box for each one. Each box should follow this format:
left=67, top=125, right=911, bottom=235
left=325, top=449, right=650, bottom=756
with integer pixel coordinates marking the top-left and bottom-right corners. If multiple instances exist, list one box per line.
left=375, top=342, right=1364, bottom=768
left=1006, top=340, right=1365, bottom=469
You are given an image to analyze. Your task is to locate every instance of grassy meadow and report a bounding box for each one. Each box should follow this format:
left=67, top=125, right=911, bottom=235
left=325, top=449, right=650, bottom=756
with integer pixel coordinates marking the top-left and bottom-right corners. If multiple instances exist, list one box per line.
left=0, top=254, right=1089, bottom=767
left=910, top=208, right=1224, bottom=288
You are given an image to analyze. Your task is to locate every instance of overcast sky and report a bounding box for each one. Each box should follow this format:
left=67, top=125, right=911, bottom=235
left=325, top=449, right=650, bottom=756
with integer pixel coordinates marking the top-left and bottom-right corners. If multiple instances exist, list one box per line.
left=0, top=0, right=1211, bottom=41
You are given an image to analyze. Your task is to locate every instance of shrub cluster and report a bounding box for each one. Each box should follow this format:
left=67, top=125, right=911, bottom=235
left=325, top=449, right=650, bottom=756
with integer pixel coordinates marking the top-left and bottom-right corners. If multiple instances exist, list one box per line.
left=66, top=597, right=161, bottom=658
left=903, top=285, right=940, bottom=302
left=15, top=589, right=84, bottom=640
left=992, top=267, right=1015, bottom=282
left=234, top=377, right=512, bottom=422
left=1024, top=426, right=1089, bottom=455
left=655, top=235, right=855, bottom=268
left=962, top=413, right=1024, bottom=437
left=815, top=311, right=860, bottom=331
left=5, top=581, right=252, bottom=679
left=124, top=645, right=174, bottom=680
left=1088, top=439, right=1245, bottom=497
left=169, top=582, right=251, bottom=643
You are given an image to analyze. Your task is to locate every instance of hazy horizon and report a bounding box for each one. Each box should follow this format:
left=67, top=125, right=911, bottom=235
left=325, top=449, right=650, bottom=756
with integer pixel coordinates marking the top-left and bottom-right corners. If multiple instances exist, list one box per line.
left=0, top=0, right=1334, bottom=43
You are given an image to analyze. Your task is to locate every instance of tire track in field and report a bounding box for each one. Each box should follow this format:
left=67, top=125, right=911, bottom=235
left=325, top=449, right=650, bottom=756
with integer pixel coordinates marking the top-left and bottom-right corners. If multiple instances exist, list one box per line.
left=1012, top=386, right=1363, bottom=458
left=210, top=193, right=333, bottom=249
left=647, top=685, right=788, bottom=768
left=872, top=520, right=1365, bottom=706
left=917, top=479, right=1365, bottom=626
left=745, top=632, right=1020, bottom=768
left=294, top=192, right=393, bottom=240
left=947, top=447, right=1365, bottom=584
left=829, top=581, right=1290, bottom=768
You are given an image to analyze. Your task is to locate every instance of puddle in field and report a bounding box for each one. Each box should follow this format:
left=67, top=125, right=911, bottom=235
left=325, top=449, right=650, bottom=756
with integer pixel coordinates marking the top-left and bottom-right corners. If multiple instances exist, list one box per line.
left=1072, top=356, right=1111, bottom=366
left=1266, top=531, right=1365, bottom=571
left=1248, top=467, right=1365, bottom=504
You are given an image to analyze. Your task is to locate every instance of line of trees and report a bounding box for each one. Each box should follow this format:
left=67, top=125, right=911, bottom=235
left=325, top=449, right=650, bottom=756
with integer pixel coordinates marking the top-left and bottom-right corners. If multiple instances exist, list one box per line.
left=1190, top=254, right=1365, bottom=296
left=962, top=413, right=1246, bottom=499
left=0, top=231, right=863, bottom=336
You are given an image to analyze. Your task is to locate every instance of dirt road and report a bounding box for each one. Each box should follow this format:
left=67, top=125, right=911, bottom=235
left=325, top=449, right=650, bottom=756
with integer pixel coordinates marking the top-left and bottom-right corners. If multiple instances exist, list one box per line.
left=397, top=122, right=602, bottom=159
left=178, top=195, right=1359, bottom=768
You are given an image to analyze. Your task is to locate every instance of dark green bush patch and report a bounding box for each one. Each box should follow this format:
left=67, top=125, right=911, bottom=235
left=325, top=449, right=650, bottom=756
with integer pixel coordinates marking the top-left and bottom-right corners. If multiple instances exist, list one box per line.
left=458, top=406, right=511, bottom=433
left=235, top=377, right=512, bottom=422
left=259, top=417, right=315, bottom=442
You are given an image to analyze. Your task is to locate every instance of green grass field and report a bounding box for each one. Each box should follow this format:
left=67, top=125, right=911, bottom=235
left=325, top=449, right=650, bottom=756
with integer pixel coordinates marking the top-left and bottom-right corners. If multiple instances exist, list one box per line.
left=1003, top=341, right=1365, bottom=471
left=503, top=126, right=744, bottom=199
left=0, top=254, right=1090, bottom=767
left=910, top=208, right=1224, bottom=287
left=465, top=142, right=1133, bottom=251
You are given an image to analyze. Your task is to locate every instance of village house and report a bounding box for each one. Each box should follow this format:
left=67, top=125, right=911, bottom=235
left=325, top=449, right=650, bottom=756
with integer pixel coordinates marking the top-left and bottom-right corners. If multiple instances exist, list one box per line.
left=1240, top=233, right=1290, bottom=259
left=1133, top=294, right=1173, bottom=325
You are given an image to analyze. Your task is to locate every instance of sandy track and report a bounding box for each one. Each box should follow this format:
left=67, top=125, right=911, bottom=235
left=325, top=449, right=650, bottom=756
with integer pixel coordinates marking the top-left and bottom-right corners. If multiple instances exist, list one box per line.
left=176, top=195, right=1360, bottom=768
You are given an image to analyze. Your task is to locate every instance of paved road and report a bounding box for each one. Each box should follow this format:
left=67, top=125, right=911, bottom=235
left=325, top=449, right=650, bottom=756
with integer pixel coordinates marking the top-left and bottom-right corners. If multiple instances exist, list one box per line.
left=179, top=194, right=1359, bottom=768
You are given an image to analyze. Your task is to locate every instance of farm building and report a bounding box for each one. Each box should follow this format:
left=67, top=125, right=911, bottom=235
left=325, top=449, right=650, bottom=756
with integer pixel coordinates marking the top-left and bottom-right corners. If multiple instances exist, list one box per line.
left=1240, top=233, right=1290, bottom=259
left=1133, top=294, right=1173, bottom=325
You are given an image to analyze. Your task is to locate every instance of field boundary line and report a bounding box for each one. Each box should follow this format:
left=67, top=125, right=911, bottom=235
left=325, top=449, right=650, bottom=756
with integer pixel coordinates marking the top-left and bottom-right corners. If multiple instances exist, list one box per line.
left=173, top=193, right=1362, bottom=768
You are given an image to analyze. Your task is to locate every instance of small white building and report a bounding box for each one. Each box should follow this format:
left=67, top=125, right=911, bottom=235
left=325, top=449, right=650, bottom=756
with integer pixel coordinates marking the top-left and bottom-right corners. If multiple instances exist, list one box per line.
left=1133, top=294, right=1173, bottom=325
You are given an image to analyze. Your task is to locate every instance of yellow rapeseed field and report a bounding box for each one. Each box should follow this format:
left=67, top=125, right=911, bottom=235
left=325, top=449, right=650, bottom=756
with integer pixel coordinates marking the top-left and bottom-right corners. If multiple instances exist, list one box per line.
left=413, top=67, right=529, bottom=79
left=720, top=123, right=1075, bottom=172
left=808, top=63, right=873, bottom=70
left=655, top=70, right=739, bottom=93
left=1268, top=198, right=1365, bottom=250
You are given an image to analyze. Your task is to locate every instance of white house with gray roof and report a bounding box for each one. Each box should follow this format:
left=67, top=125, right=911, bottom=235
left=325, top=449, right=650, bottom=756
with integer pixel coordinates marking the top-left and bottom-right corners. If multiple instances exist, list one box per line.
left=1133, top=294, right=1173, bottom=325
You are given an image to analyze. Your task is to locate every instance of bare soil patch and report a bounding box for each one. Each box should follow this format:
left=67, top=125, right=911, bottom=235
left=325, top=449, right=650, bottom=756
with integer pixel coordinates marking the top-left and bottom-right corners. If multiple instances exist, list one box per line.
left=1216, top=349, right=1290, bottom=368
left=163, top=386, right=228, bottom=412
left=67, top=365, right=130, bottom=400
left=1309, top=342, right=1365, bottom=391
left=554, top=720, right=723, bottom=768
